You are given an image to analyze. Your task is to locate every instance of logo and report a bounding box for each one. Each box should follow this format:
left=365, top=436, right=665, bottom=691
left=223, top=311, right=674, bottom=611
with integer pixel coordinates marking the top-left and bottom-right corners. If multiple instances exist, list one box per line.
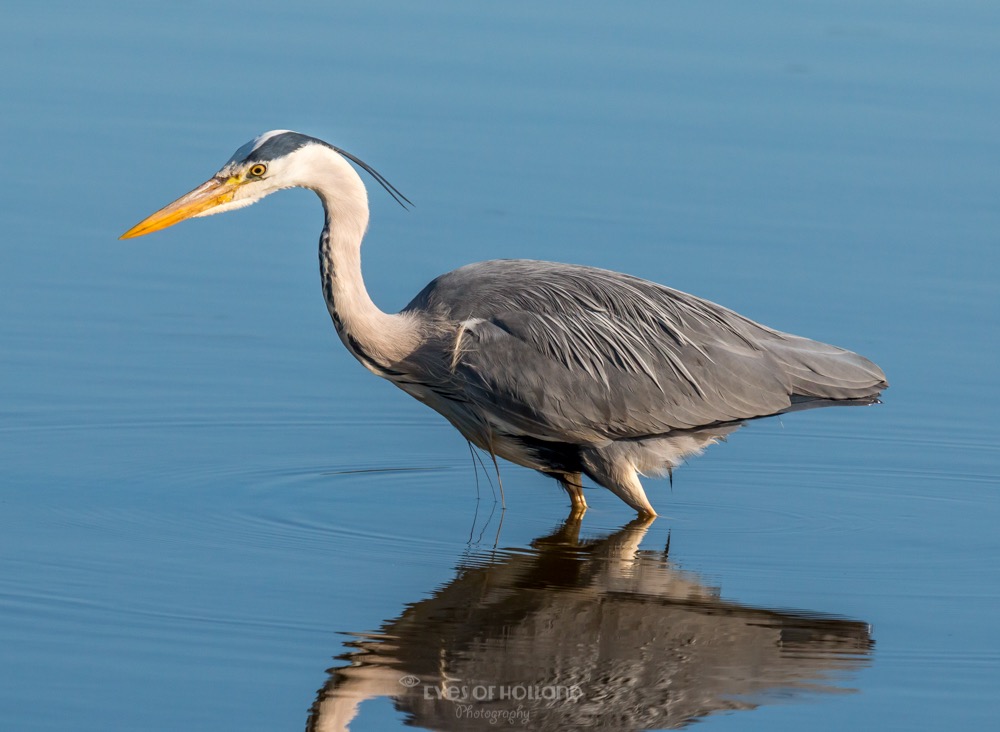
left=398, top=675, right=421, bottom=688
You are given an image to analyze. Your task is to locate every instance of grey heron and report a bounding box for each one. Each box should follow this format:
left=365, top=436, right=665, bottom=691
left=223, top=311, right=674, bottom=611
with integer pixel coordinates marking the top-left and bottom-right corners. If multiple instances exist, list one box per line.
left=121, top=130, right=887, bottom=517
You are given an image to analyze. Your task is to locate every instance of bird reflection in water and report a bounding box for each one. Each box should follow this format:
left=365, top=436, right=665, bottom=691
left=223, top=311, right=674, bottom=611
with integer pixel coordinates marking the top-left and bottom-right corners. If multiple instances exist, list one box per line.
left=307, top=517, right=872, bottom=731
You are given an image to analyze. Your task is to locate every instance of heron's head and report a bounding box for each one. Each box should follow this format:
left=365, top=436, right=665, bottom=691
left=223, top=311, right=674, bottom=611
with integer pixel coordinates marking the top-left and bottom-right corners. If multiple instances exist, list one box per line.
left=120, top=130, right=408, bottom=240
left=121, top=130, right=324, bottom=239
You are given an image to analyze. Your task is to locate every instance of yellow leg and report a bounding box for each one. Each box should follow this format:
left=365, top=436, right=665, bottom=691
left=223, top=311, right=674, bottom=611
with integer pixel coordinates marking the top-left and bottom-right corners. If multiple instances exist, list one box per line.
left=559, top=473, right=588, bottom=516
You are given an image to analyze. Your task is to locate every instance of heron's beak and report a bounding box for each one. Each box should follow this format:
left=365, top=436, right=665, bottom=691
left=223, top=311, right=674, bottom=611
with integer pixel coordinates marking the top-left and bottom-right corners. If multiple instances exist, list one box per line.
left=119, top=177, right=242, bottom=239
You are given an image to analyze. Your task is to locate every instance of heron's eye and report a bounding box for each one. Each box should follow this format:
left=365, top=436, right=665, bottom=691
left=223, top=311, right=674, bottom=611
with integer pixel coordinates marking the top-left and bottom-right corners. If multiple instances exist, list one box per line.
left=248, top=163, right=267, bottom=178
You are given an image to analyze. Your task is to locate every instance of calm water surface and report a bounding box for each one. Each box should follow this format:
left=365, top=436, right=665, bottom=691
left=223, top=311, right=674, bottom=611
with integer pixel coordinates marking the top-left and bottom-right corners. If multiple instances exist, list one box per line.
left=1, top=1, right=999, bottom=730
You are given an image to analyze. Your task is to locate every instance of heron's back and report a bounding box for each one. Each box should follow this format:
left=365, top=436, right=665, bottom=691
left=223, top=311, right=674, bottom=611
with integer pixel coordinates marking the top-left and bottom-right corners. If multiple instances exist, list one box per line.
left=405, top=259, right=885, bottom=437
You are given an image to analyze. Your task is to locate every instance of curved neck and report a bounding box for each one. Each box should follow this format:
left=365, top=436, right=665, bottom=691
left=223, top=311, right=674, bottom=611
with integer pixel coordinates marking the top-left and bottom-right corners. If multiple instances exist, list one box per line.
left=306, top=148, right=417, bottom=372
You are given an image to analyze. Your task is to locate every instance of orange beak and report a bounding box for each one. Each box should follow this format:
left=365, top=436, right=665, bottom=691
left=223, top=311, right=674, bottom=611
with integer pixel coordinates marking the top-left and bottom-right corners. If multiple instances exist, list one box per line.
left=120, top=177, right=242, bottom=239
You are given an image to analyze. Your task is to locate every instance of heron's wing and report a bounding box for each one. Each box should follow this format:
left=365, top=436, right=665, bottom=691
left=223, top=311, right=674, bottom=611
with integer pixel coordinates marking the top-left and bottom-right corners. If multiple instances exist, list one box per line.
left=407, top=260, right=886, bottom=442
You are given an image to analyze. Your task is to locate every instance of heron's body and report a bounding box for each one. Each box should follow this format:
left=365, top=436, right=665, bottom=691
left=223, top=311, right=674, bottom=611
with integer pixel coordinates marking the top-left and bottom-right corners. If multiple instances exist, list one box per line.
left=122, top=131, right=887, bottom=517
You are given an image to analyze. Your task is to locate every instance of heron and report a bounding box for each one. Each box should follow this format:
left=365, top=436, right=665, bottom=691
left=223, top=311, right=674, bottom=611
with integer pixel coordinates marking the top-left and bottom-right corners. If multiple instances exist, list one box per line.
left=121, top=130, right=887, bottom=517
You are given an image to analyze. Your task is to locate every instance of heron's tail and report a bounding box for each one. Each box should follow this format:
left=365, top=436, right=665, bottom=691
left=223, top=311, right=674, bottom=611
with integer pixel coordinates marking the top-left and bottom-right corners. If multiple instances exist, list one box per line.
left=769, top=336, right=888, bottom=402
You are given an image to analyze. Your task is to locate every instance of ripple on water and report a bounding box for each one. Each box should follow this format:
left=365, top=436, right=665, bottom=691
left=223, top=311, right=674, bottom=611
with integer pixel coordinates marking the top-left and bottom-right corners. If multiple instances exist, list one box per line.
left=4, top=433, right=474, bottom=667
left=47, top=456, right=466, bottom=560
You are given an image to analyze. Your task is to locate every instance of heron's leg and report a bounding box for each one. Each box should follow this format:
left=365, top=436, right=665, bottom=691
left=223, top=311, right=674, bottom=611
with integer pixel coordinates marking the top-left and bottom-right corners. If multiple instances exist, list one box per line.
left=557, top=472, right=588, bottom=516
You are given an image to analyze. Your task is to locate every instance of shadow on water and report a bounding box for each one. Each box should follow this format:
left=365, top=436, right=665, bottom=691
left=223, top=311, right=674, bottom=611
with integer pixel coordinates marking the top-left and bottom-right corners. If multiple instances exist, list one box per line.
left=307, top=517, right=873, bottom=731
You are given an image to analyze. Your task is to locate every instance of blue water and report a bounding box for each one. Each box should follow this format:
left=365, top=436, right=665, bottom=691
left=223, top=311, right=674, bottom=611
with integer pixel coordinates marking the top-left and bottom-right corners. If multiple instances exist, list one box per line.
left=2, top=1, right=999, bottom=730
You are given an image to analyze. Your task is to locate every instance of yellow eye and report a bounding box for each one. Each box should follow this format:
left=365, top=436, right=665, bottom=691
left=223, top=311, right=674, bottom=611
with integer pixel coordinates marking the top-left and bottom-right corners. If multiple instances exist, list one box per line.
left=248, top=163, right=267, bottom=178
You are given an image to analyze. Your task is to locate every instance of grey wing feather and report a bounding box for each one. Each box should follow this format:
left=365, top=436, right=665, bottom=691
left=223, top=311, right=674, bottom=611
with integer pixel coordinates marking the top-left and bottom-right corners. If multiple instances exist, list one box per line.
left=405, top=260, right=886, bottom=442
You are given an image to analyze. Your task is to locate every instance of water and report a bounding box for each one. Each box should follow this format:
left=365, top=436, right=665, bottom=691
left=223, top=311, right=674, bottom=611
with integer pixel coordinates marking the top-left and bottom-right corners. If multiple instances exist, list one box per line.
left=1, top=1, right=998, bottom=730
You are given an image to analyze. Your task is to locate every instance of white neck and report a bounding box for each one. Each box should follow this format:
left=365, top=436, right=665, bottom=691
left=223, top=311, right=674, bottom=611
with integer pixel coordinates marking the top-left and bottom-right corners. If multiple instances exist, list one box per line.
left=298, top=146, right=419, bottom=372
